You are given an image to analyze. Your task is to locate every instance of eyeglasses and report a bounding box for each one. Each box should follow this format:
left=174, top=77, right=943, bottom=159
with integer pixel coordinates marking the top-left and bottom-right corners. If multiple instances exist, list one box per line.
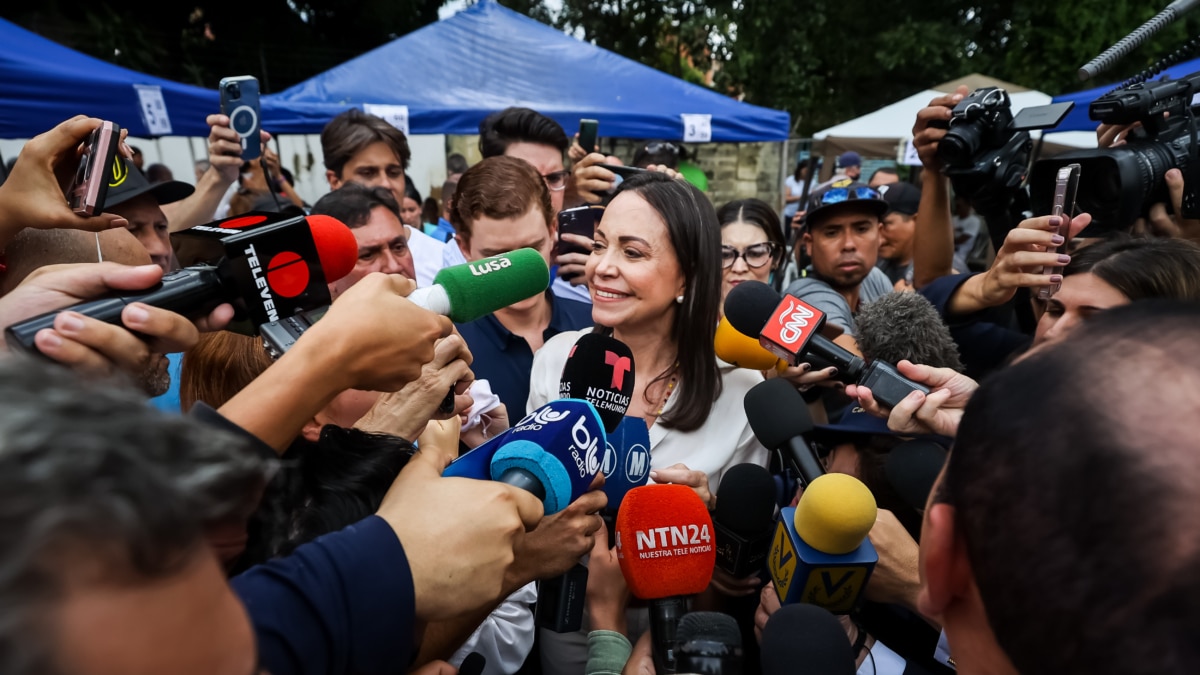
left=721, top=242, right=779, bottom=269
left=814, top=186, right=880, bottom=206
left=542, top=170, right=569, bottom=191
left=642, top=142, right=680, bottom=155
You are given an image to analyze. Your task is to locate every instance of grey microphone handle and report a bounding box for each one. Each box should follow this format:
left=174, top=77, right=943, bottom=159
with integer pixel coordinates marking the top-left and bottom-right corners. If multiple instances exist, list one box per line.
left=1078, top=0, right=1200, bottom=80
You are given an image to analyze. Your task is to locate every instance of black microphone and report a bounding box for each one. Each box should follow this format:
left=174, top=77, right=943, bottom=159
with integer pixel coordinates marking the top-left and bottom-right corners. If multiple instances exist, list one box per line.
left=744, top=378, right=823, bottom=487
left=537, top=332, right=638, bottom=634
left=760, top=604, right=857, bottom=675
left=884, top=440, right=948, bottom=513
left=458, top=652, right=486, bottom=675
left=713, top=463, right=776, bottom=579
left=5, top=213, right=358, bottom=353
left=725, top=282, right=929, bottom=409
left=1078, top=0, right=1200, bottom=80
left=675, top=612, right=743, bottom=675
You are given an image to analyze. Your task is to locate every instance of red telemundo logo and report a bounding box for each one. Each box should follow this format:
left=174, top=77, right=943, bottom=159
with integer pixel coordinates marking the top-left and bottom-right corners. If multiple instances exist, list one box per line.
left=605, top=350, right=632, bottom=390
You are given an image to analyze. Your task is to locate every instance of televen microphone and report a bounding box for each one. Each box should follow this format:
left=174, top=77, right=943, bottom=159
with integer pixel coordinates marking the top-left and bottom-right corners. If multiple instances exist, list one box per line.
left=768, top=473, right=877, bottom=614
left=617, top=484, right=716, bottom=674
left=6, top=213, right=357, bottom=353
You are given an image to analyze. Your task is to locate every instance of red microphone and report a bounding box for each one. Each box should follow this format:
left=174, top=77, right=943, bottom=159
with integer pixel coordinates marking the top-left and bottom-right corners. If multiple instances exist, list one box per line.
left=5, top=213, right=359, bottom=354
left=616, top=484, right=716, bottom=674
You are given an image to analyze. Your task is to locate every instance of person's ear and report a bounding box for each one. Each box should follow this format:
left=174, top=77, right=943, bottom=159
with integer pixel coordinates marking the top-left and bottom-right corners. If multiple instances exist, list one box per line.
left=326, top=169, right=342, bottom=191
left=803, top=232, right=813, bottom=257
left=300, top=418, right=322, bottom=444
left=916, top=502, right=972, bottom=621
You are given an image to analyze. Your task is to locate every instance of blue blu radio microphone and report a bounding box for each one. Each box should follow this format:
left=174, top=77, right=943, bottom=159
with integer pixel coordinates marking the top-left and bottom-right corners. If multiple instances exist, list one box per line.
left=442, top=399, right=606, bottom=515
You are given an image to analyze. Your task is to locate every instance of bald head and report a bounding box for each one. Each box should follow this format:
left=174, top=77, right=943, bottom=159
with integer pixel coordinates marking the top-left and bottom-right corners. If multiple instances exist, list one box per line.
left=1, top=229, right=152, bottom=295
left=945, top=300, right=1200, bottom=674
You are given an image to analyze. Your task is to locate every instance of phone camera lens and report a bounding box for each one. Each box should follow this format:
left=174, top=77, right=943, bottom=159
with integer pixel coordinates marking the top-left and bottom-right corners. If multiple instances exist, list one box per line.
left=227, top=83, right=241, bottom=99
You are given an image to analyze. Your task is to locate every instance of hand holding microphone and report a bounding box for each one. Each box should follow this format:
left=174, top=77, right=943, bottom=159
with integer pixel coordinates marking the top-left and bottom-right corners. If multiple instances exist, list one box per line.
left=847, top=359, right=978, bottom=438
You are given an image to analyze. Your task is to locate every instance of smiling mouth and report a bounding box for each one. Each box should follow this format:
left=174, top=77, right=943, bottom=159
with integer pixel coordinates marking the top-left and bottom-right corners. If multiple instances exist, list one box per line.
left=594, top=289, right=628, bottom=300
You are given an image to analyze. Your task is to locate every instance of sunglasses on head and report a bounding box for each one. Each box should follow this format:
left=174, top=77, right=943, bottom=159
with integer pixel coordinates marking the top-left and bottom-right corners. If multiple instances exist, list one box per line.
left=815, top=186, right=880, bottom=205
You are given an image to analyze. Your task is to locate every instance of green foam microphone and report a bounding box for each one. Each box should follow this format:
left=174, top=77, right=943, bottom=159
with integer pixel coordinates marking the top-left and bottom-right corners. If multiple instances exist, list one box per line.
left=406, top=248, right=551, bottom=322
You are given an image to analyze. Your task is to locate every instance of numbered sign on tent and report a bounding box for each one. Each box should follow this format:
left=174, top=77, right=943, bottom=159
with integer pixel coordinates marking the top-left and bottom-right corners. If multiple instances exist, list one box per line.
left=133, top=85, right=172, bottom=136
left=364, top=104, right=410, bottom=136
left=681, top=114, right=712, bottom=143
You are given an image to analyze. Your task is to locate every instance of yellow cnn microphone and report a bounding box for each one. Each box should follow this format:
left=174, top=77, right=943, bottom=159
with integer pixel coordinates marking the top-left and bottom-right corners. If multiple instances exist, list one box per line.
left=715, top=315, right=786, bottom=371
left=767, top=473, right=878, bottom=613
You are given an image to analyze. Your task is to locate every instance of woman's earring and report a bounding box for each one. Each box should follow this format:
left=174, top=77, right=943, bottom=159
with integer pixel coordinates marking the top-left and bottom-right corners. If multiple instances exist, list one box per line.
left=676, top=295, right=684, bottom=304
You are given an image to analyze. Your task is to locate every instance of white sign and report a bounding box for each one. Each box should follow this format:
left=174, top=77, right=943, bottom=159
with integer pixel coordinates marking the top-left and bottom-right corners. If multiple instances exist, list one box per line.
left=364, top=104, right=410, bottom=136
left=681, top=114, right=712, bottom=142
left=133, top=85, right=172, bottom=136
left=902, top=139, right=922, bottom=166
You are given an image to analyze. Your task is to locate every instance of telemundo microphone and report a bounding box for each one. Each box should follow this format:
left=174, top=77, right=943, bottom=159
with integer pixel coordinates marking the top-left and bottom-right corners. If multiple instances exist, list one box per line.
left=539, top=333, right=644, bottom=633
left=724, top=281, right=929, bottom=409
left=6, top=212, right=359, bottom=354
left=760, top=604, right=857, bottom=675
left=713, top=463, right=777, bottom=579
left=675, top=612, right=743, bottom=675
left=616, top=484, right=717, bottom=674
left=767, top=473, right=877, bottom=614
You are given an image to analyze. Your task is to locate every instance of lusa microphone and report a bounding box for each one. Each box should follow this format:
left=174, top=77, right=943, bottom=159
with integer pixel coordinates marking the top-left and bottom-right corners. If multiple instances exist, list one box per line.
left=724, top=281, right=929, bottom=408
left=408, top=247, right=550, bottom=323
left=6, top=212, right=358, bottom=354
left=768, top=473, right=877, bottom=614
left=617, top=484, right=716, bottom=674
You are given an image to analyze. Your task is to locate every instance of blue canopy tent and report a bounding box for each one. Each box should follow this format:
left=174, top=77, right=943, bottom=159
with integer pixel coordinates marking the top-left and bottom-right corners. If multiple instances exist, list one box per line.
left=0, top=18, right=220, bottom=138
left=262, top=0, right=790, bottom=141
left=1052, top=57, right=1200, bottom=132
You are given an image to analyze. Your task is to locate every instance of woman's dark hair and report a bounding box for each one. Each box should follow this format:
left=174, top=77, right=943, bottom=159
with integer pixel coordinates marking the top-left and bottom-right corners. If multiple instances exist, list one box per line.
left=235, top=426, right=414, bottom=569
left=793, top=159, right=809, bottom=181
left=716, top=198, right=786, bottom=271
left=421, top=197, right=439, bottom=225
left=404, top=175, right=422, bottom=204
left=1064, top=234, right=1200, bottom=301
left=601, top=171, right=722, bottom=432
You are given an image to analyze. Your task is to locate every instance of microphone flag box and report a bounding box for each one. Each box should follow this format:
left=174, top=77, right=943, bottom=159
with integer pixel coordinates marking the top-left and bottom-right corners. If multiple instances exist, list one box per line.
left=714, top=519, right=772, bottom=579
left=768, top=506, right=876, bottom=614
left=601, top=416, right=651, bottom=509
left=171, top=211, right=331, bottom=329
left=444, top=399, right=607, bottom=505
left=759, top=295, right=826, bottom=366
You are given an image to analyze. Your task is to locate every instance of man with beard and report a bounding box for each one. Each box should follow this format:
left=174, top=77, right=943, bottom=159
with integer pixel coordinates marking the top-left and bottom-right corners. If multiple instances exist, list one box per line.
left=784, top=180, right=893, bottom=337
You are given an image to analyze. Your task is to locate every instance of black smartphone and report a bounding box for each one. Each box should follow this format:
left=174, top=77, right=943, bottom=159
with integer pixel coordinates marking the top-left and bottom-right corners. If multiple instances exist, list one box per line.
left=68, top=121, right=121, bottom=216
left=555, top=205, right=604, bottom=270
left=219, top=75, right=262, bottom=160
left=1038, top=163, right=1081, bottom=301
left=597, top=164, right=650, bottom=179
left=578, top=119, right=599, bottom=154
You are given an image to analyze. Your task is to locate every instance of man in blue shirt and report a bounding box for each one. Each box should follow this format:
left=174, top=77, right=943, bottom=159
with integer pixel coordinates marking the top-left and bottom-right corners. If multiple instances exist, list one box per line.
left=451, top=155, right=593, bottom=416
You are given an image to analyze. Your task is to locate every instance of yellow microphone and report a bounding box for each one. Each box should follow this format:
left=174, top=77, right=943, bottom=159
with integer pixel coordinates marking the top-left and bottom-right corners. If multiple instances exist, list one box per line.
left=767, top=473, right=878, bottom=613
left=715, top=315, right=786, bottom=372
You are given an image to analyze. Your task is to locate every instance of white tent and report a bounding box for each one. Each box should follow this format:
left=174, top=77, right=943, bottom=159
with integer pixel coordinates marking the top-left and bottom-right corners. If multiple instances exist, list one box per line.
left=813, top=73, right=1096, bottom=170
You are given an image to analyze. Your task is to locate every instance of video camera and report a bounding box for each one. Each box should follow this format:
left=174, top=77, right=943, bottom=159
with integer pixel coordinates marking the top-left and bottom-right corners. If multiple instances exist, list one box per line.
left=1029, top=71, right=1200, bottom=233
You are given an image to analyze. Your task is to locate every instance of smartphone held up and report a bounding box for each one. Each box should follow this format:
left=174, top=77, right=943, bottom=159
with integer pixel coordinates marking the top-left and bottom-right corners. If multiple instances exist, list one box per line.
left=219, top=75, right=262, bottom=160
left=1038, top=163, right=1081, bottom=301
left=68, top=121, right=122, bottom=217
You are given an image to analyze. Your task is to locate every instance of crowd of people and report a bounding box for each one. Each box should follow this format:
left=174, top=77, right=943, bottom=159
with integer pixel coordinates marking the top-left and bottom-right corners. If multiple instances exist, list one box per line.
left=1, top=77, right=1199, bottom=675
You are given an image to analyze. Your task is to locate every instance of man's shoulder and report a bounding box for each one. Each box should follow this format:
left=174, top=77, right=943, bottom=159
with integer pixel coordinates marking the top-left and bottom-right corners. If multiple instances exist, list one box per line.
left=861, top=267, right=895, bottom=301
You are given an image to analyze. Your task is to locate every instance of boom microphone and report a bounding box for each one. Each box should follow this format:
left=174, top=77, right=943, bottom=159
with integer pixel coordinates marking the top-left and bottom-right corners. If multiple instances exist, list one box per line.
left=1078, top=0, right=1200, bottom=80
left=407, top=248, right=550, bottom=323
left=724, top=281, right=929, bottom=409
left=616, top=484, right=716, bottom=674
left=760, top=604, right=857, bottom=675
left=6, top=213, right=358, bottom=353
left=713, top=463, right=777, bottom=579
left=744, top=378, right=823, bottom=486
left=855, top=291, right=964, bottom=371
left=559, top=333, right=635, bottom=434
left=675, top=612, right=743, bottom=675
left=767, top=473, right=877, bottom=614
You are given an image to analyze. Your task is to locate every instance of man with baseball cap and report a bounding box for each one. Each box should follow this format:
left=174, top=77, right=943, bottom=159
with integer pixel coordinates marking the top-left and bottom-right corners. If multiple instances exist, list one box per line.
left=876, top=181, right=922, bottom=288
left=783, top=179, right=894, bottom=337
left=105, top=156, right=194, bottom=273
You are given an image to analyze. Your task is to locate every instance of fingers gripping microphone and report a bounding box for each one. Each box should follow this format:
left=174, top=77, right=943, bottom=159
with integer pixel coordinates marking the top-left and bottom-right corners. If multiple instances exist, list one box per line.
left=559, top=333, right=635, bottom=434
left=407, top=248, right=550, bottom=323
left=617, top=484, right=716, bottom=674
left=744, top=378, right=823, bottom=487
left=713, top=463, right=776, bottom=579
left=675, top=612, right=743, bottom=675
left=725, top=282, right=929, bottom=409
left=5, top=213, right=358, bottom=353
left=768, top=474, right=877, bottom=614
left=760, top=604, right=857, bottom=675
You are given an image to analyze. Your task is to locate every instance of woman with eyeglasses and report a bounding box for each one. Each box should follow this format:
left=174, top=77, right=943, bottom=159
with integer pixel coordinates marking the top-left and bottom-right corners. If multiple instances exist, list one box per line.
left=716, top=199, right=787, bottom=314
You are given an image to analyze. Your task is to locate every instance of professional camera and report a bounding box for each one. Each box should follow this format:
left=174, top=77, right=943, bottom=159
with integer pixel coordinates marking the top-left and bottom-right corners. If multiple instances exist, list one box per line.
left=1029, top=71, right=1200, bottom=233
left=933, top=87, right=1073, bottom=236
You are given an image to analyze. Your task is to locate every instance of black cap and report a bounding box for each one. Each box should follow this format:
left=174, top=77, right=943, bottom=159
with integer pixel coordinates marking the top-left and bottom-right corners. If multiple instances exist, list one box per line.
left=105, top=156, right=194, bottom=209
left=878, top=181, right=921, bottom=216
left=804, top=179, right=888, bottom=229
